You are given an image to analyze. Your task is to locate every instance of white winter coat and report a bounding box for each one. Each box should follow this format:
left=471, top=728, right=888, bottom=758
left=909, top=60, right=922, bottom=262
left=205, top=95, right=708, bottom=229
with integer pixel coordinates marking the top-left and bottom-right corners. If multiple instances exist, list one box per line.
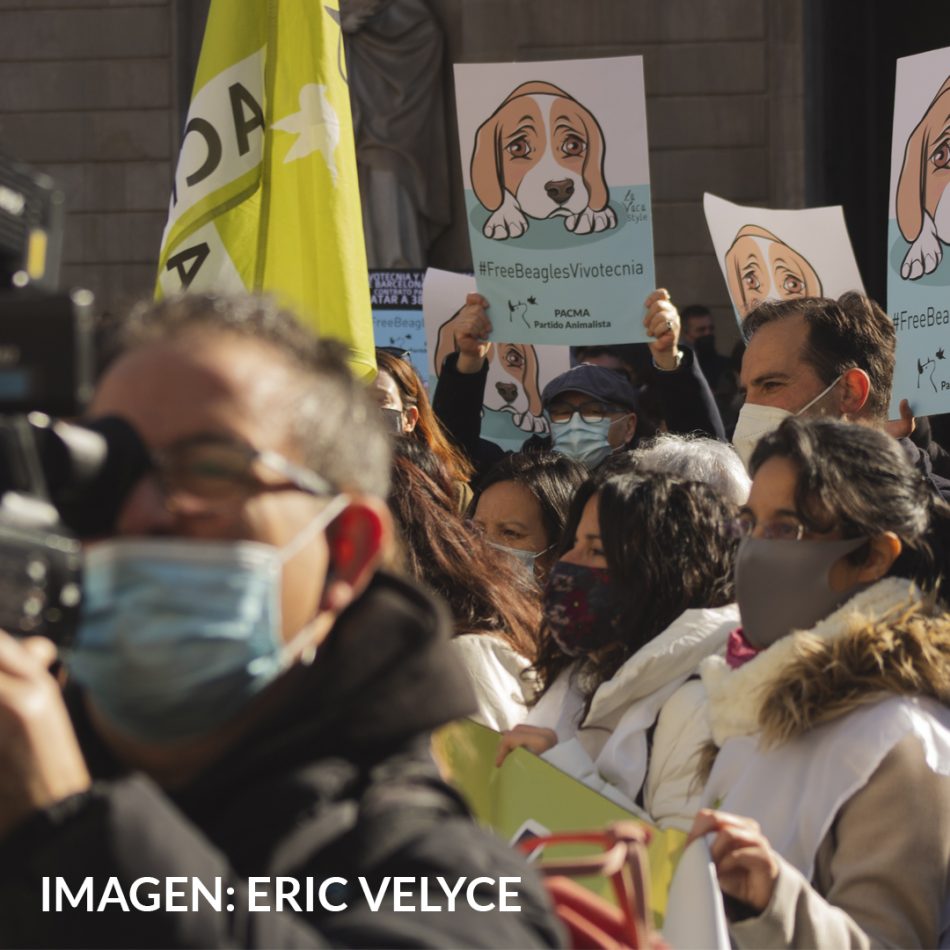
left=525, top=604, right=739, bottom=827
left=450, top=633, right=535, bottom=732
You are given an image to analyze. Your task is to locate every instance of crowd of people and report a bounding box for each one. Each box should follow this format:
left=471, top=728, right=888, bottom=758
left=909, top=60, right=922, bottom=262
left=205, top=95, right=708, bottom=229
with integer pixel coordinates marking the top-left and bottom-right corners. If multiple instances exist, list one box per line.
left=0, top=284, right=949, bottom=948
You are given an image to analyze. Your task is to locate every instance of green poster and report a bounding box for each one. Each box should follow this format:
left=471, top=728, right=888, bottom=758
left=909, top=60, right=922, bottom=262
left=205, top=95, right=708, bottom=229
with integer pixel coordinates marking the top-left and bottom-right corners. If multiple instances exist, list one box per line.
left=438, top=718, right=686, bottom=922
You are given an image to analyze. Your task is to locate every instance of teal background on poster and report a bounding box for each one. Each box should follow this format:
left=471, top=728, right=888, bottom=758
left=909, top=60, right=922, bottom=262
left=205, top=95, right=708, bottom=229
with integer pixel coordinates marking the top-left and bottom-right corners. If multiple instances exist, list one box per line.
left=466, top=185, right=655, bottom=345
left=372, top=308, right=429, bottom=386
left=480, top=405, right=546, bottom=453
left=886, top=220, right=950, bottom=417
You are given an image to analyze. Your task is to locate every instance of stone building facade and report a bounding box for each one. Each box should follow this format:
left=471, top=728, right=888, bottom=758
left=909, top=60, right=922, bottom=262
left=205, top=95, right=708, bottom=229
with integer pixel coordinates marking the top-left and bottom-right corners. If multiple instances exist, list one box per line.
left=0, top=0, right=803, bottom=345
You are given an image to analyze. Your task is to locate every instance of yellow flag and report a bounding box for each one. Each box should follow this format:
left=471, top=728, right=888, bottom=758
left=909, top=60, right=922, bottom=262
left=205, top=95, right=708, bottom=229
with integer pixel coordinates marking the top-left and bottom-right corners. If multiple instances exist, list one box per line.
left=156, top=0, right=375, bottom=379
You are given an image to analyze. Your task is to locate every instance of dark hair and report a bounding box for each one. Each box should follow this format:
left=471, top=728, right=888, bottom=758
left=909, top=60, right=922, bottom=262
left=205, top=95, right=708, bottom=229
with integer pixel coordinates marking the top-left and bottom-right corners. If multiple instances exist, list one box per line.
left=741, top=292, right=896, bottom=422
left=394, top=438, right=459, bottom=499
left=471, top=451, right=588, bottom=552
left=388, top=444, right=541, bottom=658
left=680, top=304, right=712, bottom=323
left=99, top=293, right=391, bottom=496
left=573, top=345, right=633, bottom=364
left=375, top=349, right=474, bottom=485
left=572, top=346, right=643, bottom=390
left=750, top=416, right=950, bottom=591
left=531, top=472, right=738, bottom=708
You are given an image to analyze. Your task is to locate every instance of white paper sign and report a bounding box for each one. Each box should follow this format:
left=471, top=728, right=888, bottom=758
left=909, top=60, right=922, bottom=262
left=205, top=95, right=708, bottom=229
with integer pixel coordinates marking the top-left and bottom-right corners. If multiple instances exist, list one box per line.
left=662, top=838, right=730, bottom=950
left=423, top=268, right=571, bottom=452
left=454, top=57, right=655, bottom=346
left=704, top=193, right=865, bottom=328
left=887, top=46, right=950, bottom=416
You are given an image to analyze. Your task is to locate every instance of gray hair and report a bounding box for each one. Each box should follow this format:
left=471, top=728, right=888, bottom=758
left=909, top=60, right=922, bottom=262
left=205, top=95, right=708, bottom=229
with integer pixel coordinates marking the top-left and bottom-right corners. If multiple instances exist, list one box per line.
left=632, top=433, right=750, bottom=506
left=100, top=293, right=391, bottom=497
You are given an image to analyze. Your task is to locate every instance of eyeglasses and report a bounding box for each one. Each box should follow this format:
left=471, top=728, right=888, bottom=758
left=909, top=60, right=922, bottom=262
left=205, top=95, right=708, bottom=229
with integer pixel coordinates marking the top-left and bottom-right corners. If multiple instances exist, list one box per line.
left=150, top=436, right=334, bottom=515
left=546, top=400, right=626, bottom=424
left=730, top=510, right=805, bottom=542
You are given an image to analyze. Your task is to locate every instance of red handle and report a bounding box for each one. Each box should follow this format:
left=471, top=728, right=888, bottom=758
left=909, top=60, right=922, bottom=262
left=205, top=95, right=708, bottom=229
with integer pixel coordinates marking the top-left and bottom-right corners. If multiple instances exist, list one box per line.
left=517, top=822, right=653, bottom=949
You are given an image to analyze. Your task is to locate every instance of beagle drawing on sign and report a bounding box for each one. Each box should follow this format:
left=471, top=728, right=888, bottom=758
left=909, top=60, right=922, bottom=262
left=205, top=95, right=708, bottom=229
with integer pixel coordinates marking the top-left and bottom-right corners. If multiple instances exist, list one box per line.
left=470, top=81, right=617, bottom=240
left=434, top=308, right=548, bottom=435
left=724, top=224, right=822, bottom=317
left=896, top=76, right=950, bottom=280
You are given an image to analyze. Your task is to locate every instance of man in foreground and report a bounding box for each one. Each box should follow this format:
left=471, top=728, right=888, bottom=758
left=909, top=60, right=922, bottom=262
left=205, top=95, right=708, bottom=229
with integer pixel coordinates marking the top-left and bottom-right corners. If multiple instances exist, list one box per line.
left=0, top=294, right=561, bottom=948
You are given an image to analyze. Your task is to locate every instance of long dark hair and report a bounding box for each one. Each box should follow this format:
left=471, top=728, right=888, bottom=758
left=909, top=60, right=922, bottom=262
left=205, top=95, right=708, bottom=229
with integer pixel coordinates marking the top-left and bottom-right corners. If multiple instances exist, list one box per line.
left=376, top=349, right=473, bottom=484
left=388, top=442, right=541, bottom=659
left=531, top=471, right=738, bottom=707
left=750, top=416, right=950, bottom=592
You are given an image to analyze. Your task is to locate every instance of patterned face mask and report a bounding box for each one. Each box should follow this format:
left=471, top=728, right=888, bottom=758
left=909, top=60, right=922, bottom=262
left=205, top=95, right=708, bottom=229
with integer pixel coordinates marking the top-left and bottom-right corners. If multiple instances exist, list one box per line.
left=542, top=560, right=617, bottom=656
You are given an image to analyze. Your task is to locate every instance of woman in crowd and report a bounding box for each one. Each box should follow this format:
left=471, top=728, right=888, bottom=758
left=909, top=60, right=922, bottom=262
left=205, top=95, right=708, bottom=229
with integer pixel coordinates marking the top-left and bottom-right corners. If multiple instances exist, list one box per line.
left=373, top=348, right=474, bottom=509
left=682, top=417, right=950, bottom=948
left=469, top=451, right=588, bottom=585
left=631, top=432, right=750, bottom=506
left=388, top=441, right=541, bottom=730
left=497, top=470, right=739, bottom=827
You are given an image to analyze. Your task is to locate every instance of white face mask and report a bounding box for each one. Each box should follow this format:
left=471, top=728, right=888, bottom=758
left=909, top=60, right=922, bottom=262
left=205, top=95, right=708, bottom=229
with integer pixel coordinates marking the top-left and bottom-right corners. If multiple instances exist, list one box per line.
left=732, top=374, right=843, bottom=470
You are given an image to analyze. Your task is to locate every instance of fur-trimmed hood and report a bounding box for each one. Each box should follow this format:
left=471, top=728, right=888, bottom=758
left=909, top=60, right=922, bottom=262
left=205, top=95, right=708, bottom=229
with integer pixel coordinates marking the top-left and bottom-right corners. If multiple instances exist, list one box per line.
left=701, top=577, right=950, bottom=748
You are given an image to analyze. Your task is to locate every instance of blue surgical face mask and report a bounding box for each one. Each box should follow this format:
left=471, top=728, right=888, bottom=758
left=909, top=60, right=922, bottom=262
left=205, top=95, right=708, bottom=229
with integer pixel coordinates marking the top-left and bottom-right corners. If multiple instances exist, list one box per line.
left=549, top=415, right=617, bottom=467
left=489, top=541, right=547, bottom=584
left=67, top=496, right=348, bottom=743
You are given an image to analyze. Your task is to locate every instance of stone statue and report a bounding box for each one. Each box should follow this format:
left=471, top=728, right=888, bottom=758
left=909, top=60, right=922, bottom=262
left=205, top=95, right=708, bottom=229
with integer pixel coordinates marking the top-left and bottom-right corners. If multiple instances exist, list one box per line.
left=342, top=0, right=451, bottom=268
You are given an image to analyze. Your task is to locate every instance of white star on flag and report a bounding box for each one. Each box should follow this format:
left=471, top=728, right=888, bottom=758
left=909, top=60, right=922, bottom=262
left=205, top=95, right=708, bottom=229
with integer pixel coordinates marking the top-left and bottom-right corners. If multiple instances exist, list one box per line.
left=272, top=83, right=340, bottom=180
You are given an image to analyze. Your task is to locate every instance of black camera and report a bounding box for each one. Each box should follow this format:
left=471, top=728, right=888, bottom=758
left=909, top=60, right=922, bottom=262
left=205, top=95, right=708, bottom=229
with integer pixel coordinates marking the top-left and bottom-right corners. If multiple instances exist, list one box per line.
left=0, top=155, right=150, bottom=645
left=0, top=411, right=150, bottom=644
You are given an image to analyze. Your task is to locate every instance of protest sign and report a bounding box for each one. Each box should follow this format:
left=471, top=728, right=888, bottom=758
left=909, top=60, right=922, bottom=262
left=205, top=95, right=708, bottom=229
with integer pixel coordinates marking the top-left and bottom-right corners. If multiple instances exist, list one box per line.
left=369, top=270, right=428, bottom=386
left=662, top=839, right=730, bottom=949
left=888, top=46, right=950, bottom=416
left=437, top=718, right=686, bottom=924
left=423, top=268, right=570, bottom=451
left=454, top=57, right=655, bottom=346
left=703, top=193, right=865, bottom=329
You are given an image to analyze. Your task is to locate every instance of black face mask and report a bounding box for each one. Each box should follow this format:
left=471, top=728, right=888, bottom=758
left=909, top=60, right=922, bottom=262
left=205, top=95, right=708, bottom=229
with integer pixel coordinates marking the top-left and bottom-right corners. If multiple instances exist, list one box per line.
left=693, top=335, right=717, bottom=357
left=380, top=408, right=405, bottom=434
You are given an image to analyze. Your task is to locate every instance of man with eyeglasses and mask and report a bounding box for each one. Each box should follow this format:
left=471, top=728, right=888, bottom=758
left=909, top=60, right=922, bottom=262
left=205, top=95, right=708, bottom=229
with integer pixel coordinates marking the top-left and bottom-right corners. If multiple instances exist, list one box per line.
left=0, top=294, right=560, bottom=948
left=433, top=289, right=725, bottom=477
left=539, top=364, right=640, bottom=468
left=733, top=292, right=950, bottom=504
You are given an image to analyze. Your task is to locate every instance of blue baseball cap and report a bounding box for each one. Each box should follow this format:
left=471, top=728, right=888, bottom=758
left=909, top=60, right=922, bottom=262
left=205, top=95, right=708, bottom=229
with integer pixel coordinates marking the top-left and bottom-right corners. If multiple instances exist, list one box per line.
left=541, top=364, right=640, bottom=411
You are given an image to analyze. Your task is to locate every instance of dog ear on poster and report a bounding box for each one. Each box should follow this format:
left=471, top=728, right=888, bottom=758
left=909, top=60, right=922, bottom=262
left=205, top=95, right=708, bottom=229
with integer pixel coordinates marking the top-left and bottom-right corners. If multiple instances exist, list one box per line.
left=471, top=115, right=505, bottom=213
left=896, top=79, right=950, bottom=244
left=521, top=344, right=544, bottom=418
left=433, top=306, right=463, bottom=378
left=579, top=104, right=610, bottom=212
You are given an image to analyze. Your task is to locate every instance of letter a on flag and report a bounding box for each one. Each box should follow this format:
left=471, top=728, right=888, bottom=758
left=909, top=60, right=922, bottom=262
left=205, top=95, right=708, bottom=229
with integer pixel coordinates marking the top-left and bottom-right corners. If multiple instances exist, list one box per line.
left=156, top=0, right=375, bottom=378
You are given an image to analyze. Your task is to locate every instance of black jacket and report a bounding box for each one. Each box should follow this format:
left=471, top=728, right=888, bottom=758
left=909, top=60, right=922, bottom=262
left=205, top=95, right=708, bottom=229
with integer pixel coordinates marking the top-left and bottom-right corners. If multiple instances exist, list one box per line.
left=901, top=436, right=950, bottom=503
left=0, top=573, right=562, bottom=949
left=433, top=347, right=726, bottom=482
